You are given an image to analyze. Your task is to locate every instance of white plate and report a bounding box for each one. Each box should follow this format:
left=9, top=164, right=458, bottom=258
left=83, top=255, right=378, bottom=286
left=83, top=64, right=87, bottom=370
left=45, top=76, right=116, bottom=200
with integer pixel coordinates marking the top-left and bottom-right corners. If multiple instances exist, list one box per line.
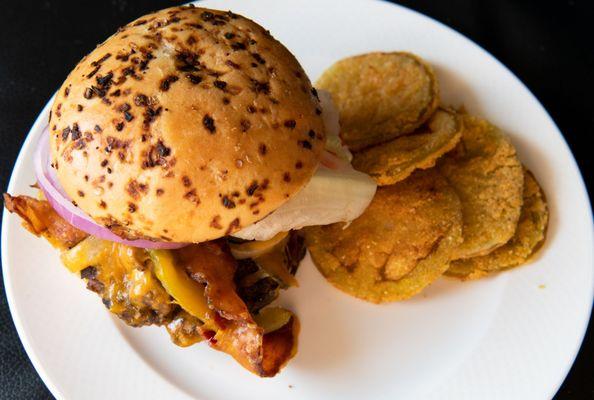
left=2, top=0, right=593, bottom=399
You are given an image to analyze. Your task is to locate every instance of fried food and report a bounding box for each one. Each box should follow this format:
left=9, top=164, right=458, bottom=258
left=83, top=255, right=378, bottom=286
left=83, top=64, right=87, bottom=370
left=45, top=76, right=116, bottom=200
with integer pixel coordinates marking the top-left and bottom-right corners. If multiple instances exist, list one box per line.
left=304, top=169, right=463, bottom=303
left=316, top=52, right=439, bottom=150
left=352, top=109, right=461, bottom=185
left=446, top=170, right=548, bottom=279
left=438, top=114, right=524, bottom=259
left=444, top=261, right=488, bottom=281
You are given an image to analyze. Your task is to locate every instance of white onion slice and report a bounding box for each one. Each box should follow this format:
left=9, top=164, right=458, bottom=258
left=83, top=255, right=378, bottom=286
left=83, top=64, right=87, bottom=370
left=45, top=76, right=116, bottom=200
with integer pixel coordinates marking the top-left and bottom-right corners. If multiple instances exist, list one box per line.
left=234, top=91, right=375, bottom=241
left=34, top=129, right=188, bottom=249
left=318, top=89, right=352, bottom=163
left=229, top=231, right=288, bottom=260
left=233, top=159, right=377, bottom=241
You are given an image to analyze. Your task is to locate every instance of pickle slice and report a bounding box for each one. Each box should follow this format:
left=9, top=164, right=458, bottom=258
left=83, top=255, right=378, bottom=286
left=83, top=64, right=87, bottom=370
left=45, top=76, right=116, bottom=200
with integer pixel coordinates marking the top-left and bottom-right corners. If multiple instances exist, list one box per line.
left=150, top=249, right=210, bottom=321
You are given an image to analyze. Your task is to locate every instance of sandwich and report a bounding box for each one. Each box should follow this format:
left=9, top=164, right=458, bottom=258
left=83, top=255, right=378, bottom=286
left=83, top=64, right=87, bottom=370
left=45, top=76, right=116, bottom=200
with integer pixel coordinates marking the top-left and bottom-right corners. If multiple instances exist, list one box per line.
left=3, top=5, right=376, bottom=376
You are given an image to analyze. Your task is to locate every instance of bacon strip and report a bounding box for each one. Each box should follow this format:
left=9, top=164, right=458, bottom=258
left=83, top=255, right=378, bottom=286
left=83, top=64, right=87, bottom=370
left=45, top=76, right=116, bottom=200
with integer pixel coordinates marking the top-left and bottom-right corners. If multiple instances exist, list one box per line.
left=3, top=194, right=87, bottom=249
left=178, top=241, right=298, bottom=376
left=201, top=312, right=298, bottom=377
left=261, top=316, right=299, bottom=375
left=179, top=241, right=252, bottom=323
left=4, top=193, right=298, bottom=377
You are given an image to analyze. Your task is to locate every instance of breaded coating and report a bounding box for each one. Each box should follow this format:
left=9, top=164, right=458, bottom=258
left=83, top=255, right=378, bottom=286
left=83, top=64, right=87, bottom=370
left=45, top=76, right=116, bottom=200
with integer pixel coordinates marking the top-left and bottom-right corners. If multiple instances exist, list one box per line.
left=317, top=52, right=439, bottom=150
left=447, top=170, right=548, bottom=279
left=304, top=169, right=462, bottom=303
left=352, top=109, right=461, bottom=185
left=438, top=114, right=524, bottom=259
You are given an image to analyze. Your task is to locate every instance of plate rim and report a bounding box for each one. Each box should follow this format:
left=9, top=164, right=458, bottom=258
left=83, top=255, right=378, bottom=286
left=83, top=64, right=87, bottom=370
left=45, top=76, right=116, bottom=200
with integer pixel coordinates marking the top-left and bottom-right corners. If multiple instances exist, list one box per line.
left=1, top=95, right=67, bottom=399
left=2, top=0, right=593, bottom=399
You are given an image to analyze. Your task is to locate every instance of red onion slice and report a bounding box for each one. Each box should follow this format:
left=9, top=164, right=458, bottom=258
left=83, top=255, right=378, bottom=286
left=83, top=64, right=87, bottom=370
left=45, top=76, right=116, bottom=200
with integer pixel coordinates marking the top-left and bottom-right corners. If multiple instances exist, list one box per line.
left=34, top=128, right=188, bottom=249
left=320, top=150, right=348, bottom=170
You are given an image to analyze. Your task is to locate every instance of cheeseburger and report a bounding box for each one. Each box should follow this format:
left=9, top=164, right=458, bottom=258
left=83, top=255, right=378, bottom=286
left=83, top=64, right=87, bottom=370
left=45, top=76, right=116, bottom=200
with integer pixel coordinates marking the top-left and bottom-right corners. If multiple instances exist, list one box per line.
left=4, top=5, right=375, bottom=376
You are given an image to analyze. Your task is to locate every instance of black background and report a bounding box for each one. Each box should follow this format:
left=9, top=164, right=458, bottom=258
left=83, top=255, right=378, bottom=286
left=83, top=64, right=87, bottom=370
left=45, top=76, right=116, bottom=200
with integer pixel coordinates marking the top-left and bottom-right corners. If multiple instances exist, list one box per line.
left=0, top=1, right=592, bottom=399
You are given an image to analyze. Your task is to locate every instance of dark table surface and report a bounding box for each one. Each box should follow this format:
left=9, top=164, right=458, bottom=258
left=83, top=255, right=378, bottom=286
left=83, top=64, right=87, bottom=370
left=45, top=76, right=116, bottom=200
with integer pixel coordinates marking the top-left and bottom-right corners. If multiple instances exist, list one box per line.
left=1, top=1, right=592, bottom=399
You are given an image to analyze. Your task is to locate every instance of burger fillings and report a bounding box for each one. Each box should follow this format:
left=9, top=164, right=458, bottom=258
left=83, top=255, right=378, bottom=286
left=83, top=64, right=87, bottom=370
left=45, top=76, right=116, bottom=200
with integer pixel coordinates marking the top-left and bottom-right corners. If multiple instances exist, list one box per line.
left=3, top=5, right=376, bottom=377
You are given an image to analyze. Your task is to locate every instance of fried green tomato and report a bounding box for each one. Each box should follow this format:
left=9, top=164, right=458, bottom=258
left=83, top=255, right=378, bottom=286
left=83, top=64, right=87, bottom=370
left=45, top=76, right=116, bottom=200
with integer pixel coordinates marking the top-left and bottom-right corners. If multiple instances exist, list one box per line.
left=352, top=109, right=461, bottom=185
left=438, top=114, right=524, bottom=260
left=316, top=52, right=439, bottom=151
left=304, top=169, right=462, bottom=303
left=444, top=260, right=488, bottom=281
left=447, top=170, right=548, bottom=280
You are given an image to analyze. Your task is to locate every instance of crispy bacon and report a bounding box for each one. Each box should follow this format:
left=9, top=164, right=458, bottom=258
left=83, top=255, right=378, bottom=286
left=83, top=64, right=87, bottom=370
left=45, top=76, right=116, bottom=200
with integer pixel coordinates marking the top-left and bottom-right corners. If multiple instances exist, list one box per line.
left=205, top=313, right=298, bottom=377
left=261, top=316, right=299, bottom=375
left=3, top=193, right=88, bottom=249
left=4, top=193, right=298, bottom=377
left=178, top=241, right=252, bottom=323
left=178, top=241, right=298, bottom=376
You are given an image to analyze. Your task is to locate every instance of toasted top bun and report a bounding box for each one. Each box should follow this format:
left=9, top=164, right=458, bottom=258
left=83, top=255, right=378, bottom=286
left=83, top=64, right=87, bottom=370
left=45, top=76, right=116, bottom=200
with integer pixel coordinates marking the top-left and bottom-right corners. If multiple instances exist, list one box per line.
left=48, top=6, right=325, bottom=243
